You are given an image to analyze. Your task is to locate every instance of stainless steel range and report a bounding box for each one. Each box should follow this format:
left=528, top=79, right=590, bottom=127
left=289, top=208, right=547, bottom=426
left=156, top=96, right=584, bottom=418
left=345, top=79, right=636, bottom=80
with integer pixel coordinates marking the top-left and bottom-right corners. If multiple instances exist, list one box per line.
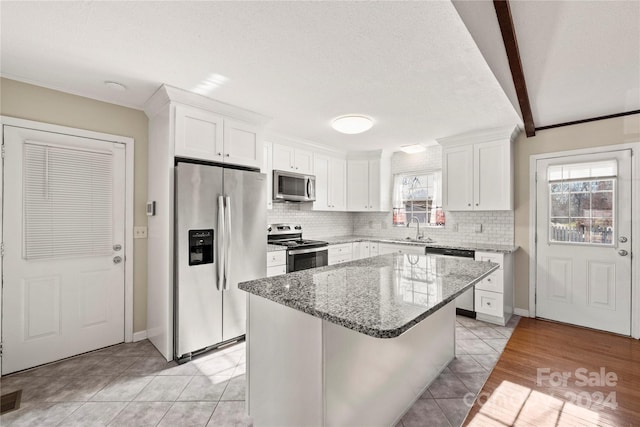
left=268, top=224, right=328, bottom=272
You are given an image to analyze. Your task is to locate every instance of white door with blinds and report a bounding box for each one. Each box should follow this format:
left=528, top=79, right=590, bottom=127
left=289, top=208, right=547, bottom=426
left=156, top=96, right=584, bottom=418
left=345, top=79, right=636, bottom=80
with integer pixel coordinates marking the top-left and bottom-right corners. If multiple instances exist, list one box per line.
left=2, top=126, right=126, bottom=374
left=535, top=150, right=632, bottom=335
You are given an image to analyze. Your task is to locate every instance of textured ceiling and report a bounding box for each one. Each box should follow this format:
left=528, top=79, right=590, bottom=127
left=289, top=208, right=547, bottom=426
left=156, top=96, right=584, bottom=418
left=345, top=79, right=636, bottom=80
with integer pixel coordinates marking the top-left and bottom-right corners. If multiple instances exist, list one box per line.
left=0, top=1, right=521, bottom=151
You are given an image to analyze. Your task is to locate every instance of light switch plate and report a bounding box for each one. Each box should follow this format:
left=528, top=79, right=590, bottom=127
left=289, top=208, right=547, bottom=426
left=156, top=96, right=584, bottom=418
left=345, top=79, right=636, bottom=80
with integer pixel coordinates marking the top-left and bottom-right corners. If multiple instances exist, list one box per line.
left=134, top=226, right=148, bottom=239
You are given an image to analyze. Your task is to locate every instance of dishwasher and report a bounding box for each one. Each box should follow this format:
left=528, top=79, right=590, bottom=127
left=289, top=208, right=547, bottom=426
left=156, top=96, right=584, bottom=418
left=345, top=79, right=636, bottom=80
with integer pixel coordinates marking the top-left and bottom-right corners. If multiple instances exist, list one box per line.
left=424, top=247, right=476, bottom=318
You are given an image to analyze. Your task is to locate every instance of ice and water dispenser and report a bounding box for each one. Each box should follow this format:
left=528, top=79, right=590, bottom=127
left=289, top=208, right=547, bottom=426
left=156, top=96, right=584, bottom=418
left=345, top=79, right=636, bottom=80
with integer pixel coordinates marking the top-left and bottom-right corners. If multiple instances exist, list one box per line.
left=188, top=229, right=214, bottom=266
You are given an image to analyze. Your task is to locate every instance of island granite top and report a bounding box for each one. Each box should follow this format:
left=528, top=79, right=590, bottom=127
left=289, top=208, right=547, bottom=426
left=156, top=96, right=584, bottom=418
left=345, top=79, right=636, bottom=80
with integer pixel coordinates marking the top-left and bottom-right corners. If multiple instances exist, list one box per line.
left=239, top=253, right=499, bottom=339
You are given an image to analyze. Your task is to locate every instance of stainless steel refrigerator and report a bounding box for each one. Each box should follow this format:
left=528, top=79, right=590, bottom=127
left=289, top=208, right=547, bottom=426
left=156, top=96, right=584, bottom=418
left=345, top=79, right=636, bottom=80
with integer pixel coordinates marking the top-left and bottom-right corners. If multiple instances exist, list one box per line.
left=175, top=161, right=266, bottom=362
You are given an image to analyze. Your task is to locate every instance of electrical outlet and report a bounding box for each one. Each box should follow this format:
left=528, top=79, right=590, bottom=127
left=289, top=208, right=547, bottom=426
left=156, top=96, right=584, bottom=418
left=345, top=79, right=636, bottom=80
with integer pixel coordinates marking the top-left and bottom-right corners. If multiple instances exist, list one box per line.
left=134, top=226, right=148, bottom=239
left=368, top=220, right=373, bottom=229
left=474, top=224, right=483, bottom=233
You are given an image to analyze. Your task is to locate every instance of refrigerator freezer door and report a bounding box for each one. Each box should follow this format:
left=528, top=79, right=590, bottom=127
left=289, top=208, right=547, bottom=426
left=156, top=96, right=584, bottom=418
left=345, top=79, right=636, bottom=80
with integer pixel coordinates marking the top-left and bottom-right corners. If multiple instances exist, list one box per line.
left=222, top=168, right=267, bottom=341
left=175, top=163, right=224, bottom=358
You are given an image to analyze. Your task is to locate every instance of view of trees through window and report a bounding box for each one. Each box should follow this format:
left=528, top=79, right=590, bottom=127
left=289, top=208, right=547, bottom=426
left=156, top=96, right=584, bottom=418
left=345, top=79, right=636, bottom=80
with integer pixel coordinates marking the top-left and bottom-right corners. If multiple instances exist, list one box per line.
left=392, top=171, right=444, bottom=226
left=549, top=179, right=615, bottom=245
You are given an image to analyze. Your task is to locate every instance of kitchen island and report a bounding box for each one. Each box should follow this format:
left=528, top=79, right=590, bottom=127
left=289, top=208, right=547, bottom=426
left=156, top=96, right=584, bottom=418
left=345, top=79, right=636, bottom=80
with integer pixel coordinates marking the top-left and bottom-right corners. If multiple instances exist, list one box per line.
left=239, top=253, right=499, bottom=427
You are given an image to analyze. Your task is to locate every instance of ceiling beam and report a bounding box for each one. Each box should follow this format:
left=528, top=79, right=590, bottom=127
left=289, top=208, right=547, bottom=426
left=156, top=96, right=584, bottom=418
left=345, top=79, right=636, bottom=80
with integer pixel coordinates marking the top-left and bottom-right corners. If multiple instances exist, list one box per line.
left=493, top=0, right=536, bottom=137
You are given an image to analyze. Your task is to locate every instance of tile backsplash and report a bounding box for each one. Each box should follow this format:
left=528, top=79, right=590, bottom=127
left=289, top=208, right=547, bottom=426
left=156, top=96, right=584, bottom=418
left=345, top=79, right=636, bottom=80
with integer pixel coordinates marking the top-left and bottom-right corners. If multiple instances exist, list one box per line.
left=267, top=203, right=354, bottom=239
left=267, top=146, right=515, bottom=245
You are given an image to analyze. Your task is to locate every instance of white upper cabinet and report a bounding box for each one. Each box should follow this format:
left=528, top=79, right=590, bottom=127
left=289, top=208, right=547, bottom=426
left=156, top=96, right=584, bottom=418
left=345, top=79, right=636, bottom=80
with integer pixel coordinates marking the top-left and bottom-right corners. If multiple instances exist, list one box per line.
left=174, top=103, right=263, bottom=169
left=272, top=143, right=314, bottom=175
left=223, top=119, right=262, bottom=169
left=439, top=126, right=518, bottom=211
left=347, top=151, right=391, bottom=212
left=313, top=155, right=346, bottom=211
left=174, top=104, right=224, bottom=162
left=442, top=145, right=473, bottom=210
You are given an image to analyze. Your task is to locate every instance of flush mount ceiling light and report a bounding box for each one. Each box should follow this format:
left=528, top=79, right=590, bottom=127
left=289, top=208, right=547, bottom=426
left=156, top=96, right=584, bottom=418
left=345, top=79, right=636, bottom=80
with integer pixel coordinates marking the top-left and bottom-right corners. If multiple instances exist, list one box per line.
left=400, top=144, right=426, bottom=154
left=331, top=115, right=373, bottom=134
left=104, top=81, right=127, bottom=91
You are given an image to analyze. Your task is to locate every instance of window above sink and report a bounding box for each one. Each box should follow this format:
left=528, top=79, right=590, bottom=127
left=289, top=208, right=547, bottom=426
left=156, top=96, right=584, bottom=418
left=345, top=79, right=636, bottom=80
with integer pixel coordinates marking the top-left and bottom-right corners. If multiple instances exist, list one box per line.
left=392, top=170, right=445, bottom=227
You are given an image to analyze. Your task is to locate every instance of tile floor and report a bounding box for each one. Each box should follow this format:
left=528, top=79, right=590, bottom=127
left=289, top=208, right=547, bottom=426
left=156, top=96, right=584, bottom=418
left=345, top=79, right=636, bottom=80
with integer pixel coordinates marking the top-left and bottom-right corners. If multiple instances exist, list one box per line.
left=0, top=315, right=519, bottom=427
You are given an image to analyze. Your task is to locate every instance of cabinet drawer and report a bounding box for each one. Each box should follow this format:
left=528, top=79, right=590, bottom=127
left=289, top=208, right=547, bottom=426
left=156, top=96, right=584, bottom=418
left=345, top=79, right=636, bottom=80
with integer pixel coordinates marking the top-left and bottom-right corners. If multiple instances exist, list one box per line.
left=267, top=251, right=287, bottom=267
left=328, top=254, right=352, bottom=265
left=475, top=271, right=504, bottom=293
left=266, top=265, right=287, bottom=277
left=475, top=251, right=504, bottom=270
left=329, top=243, right=352, bottom=256
left=475, top=290, right=503, bottom=317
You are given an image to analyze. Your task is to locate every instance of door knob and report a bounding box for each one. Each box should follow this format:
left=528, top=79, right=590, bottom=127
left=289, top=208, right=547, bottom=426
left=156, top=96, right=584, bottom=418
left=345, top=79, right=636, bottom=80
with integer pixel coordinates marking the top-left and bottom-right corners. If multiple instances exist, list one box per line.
left=113, top=244, right=122, bottom=251
left=619, top=236, right=628, bottom=243
left=113, top=256, right=123, bottom=264
left=618, top=249, right=629, bottom=257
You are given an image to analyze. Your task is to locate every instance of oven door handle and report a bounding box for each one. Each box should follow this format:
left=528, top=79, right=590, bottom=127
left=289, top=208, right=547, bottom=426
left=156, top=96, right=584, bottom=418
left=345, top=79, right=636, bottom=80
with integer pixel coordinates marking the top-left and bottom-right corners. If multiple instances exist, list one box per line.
left=288, top=246, right=328, bottom=256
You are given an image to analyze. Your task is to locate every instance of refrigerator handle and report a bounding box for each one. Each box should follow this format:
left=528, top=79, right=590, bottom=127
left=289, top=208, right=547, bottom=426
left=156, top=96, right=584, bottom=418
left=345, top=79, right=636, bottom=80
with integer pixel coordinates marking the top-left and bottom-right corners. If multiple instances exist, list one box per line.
left=217, top=195, right=225, bottom=291
left=224, top=196, right=232, bottom=291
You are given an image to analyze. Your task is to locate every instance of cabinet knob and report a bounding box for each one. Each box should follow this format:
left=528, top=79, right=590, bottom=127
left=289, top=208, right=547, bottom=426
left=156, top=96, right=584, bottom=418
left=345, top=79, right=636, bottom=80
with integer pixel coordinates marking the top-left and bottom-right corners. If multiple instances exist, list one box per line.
left=475, top=203, right=479, bottom=206
left=369, top=205, right=373, bottom=208
left=468, top=203, right=471, bottom=207
left=296, top=167, right=299, bottom=170
left=487, top=278, right=492, bottom=282
left=217, top=152, right=222, bottom=156
left=226, top=153, right=230, bottom=157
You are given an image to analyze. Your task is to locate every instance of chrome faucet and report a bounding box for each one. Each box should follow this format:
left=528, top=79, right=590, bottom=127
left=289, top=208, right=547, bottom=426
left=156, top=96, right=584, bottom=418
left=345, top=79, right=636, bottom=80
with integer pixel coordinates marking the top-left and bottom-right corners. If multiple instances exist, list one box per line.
left=407, top=216, right=424, bottom=240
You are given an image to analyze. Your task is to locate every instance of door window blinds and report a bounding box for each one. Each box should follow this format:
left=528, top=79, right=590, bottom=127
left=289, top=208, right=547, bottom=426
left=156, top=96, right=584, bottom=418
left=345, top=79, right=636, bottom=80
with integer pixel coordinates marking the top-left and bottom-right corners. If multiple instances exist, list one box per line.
left=23, top=141, right=113, bottom=259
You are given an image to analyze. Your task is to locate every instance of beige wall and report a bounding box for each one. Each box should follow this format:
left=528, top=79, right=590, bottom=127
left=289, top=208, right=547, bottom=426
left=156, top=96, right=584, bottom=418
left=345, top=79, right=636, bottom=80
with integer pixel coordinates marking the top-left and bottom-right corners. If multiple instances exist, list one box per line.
left=513, top=113, right=640, bottom=310
left=0, top=78, right=149, bottom=333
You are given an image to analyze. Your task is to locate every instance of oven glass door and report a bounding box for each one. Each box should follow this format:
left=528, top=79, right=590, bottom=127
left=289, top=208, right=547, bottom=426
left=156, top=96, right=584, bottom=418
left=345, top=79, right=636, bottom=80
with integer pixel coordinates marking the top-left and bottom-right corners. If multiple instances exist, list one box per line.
left=288, top=249, right=328, bottom=273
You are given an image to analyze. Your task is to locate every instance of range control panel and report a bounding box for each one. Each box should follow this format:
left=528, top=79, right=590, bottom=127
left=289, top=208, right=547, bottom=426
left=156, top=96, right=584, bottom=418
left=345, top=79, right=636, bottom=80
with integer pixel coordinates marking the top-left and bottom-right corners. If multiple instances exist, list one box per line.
left=189, top=229, right=214, bottom=266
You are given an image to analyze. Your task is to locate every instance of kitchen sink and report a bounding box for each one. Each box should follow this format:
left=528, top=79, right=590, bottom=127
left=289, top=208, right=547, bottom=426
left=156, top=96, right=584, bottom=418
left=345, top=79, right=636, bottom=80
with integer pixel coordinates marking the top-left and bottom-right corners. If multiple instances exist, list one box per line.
left=404, top=236, right=435, bottom=243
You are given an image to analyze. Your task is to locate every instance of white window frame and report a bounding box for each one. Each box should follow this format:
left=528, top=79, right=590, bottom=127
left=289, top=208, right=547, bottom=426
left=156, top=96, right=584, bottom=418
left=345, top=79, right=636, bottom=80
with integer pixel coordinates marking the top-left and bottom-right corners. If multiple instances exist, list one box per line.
left=0, top=116, right=136, bottom=343
left=392, top=170, right=444, bottom=227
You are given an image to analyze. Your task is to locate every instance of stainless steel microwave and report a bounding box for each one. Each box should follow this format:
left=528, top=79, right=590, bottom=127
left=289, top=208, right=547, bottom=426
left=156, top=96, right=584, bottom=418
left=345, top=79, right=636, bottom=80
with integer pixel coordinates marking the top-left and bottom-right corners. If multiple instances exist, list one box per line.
left=273, top=170, right=316, bottom=202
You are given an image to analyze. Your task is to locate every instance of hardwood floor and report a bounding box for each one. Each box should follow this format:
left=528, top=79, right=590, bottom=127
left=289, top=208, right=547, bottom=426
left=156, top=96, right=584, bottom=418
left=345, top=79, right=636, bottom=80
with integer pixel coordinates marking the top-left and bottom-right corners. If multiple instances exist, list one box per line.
left=463, top=318, right=640, bottom=427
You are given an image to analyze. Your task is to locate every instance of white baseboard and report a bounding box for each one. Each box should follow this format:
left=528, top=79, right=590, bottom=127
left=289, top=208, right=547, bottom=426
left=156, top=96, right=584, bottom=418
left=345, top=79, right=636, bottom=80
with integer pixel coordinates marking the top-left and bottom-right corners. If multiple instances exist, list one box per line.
left=514, top=308, right=530, bottom=317
left=132, top=330, right=148, bottom=342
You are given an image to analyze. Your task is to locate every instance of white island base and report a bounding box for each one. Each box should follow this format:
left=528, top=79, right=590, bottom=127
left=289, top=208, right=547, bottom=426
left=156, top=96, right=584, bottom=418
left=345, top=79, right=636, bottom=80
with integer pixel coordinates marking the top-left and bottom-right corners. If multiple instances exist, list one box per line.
left=246, top=294, right=456, bottom=427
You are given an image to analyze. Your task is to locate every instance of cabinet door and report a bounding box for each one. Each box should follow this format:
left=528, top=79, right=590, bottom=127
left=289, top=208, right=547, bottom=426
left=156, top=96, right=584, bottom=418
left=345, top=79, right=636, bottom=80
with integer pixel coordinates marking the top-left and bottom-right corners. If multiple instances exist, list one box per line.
left=273, top=143, right=295, bottom=171
left=347, top=160, right=370, bottom=211
left=352, top=242, right=362, bottom=260
left=368, top=159, right=381, bottom=211
left=294, top=148, right=314, bottom=175
left=369, top=242, right=379, bottom=256
left=263, top=142, right=273, bottom=210
left=329, top=158, right=347, bottom=210
left=174, top=104, right=223, bottom=161
left=474, top=140, right=511, bottom=210
left=443, top=145, right=473, bottom=211
left=313, top=155, right=330, bottom=210
left=224, top=119, right=262, bottom=169
left=360, top=241, right=370, bottom=259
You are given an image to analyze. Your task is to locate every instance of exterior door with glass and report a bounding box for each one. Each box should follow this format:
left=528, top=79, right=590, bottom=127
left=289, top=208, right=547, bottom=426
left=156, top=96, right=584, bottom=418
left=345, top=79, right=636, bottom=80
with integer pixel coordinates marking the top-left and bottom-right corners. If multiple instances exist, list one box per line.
left=535, top=150, right=632, bottom=335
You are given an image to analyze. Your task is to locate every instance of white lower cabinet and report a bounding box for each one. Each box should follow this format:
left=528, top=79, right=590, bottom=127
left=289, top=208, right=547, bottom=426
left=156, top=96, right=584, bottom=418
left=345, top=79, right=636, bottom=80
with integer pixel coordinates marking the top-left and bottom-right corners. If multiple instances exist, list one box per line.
left=474, top=251, right=513, bottom=325
left=328, top=243, right=353, bottom=265
left=267, top=251, right=287, bottom=277
left=378, top=243, right=424, bottom=255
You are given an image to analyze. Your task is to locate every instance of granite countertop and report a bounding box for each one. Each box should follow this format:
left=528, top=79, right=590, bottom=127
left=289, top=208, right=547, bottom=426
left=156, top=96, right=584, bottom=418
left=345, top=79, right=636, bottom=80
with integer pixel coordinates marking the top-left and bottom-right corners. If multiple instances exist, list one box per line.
left=323, top=235, right=518, bottom=253
left=267, top=244, right=287, bottom=252
left=239, top=253, right=499, bottom=339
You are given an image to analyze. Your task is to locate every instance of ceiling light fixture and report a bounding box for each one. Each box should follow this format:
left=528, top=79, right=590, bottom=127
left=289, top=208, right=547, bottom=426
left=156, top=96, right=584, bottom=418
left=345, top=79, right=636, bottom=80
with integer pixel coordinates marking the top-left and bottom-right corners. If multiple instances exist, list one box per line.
left=104, top=81, right=127, bottom=91
left=331, top=115, right=373, bottom=134
left=400, top=144, right=426, bottom=154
